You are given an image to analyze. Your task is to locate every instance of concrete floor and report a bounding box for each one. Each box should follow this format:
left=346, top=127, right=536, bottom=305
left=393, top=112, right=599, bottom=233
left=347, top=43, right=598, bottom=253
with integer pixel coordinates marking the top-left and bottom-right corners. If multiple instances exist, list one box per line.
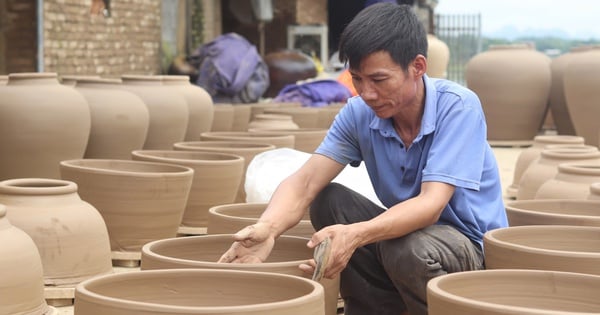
left=53, top=145, right=524, bottom=314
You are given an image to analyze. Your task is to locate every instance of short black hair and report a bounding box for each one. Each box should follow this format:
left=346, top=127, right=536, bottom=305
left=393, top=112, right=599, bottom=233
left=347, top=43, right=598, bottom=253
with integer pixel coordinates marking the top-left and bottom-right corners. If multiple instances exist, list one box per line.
left=338, top=3, right=428, bottom=71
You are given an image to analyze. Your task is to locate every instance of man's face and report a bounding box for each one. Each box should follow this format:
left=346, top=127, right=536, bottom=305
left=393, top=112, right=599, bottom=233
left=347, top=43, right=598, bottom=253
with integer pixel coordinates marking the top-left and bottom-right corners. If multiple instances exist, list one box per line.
left=349, top=51, right=418, bottom=119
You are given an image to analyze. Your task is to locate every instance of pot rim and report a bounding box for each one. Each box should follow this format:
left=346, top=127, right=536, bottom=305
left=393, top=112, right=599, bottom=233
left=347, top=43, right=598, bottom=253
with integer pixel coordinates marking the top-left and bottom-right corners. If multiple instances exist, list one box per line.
left=506, top=199, right=600, bottom=219
left=0, top=178, right=77, bottom=196
left=131, top=150, right=245, bottom=165
left=59, top=159, right=194, bottom=177
left=173, top=141, right=275, bottom=151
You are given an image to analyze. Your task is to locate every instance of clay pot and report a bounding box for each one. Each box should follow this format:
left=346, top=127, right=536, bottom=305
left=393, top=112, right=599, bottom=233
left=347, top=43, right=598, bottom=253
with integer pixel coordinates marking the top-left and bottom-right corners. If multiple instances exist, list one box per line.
left=141, top=234, right=337, bottom=315
left=131, top=150, right=245, bottom=231
left=74, top=78, right=150, bottom=159
left=210, top=103, right=235, bottom=131
left=548, top=46, right=592, bottom=135
left=248, top=114, right=300, bottom=130
left=207, top=203, right=314, bottom=238
left=0, top=204, right=53, bottom=315
left=264, top=107, right=321, bottom=128
left=516, top=145, right=600, bottom=200
left=59, top=159, right=193, bottom=255
left=564, top=46, right=600, bottom=145
left=427, top=269, right=600, bottom=315
left=505, top=199, right=600, bottom=227
left=264, top=49, right=317, bottom=98
left=0, top=72, right=91, bottom=180
left=506, top=135, right=585, bottom=198
left=162, top=75, right=214, bottom=141
left=173, top=141, right=276, bottom=203
left=249, top=128, right=328, bottom=153
left=200, top=131, right=295, bottom=149
left=60, top=75, right=102, bottom=86
left=484, top=225, right=600, bottom=275
left=74, top=268, right=325, bottom=315
left=120, top=74, right=189, bottom=149
left=316, top=104, right=343, bottom=129
left=536, top=162, right=600, bottom=200
left=0, top=75, right=8, bottom=84
left=465, top=44, right=551, bottom=142
left=231, top=104, right=253, bottom=131
left=588, top=182, right=600, bottom=200
left=426, top=34, right=450, bottom=79
left=0, top=178, right=112, bottom=286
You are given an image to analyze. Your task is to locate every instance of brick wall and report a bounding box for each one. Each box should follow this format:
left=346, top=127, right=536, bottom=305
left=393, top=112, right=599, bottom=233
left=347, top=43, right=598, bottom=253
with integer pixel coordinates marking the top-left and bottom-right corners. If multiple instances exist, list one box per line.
left=0, top=1, right=37, bottom=74
left=43, top=0, right=162, bottom=76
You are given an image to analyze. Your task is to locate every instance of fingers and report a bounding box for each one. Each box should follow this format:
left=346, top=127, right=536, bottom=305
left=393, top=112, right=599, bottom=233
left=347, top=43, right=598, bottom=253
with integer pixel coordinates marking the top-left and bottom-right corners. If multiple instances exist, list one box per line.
left=217, top=248, right=236, bottom=263
left=299, top=259, right=316, bottom=275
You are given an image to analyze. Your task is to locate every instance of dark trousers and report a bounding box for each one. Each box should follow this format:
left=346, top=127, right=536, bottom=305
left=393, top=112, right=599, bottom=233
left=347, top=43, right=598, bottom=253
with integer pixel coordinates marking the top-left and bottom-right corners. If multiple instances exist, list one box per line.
left=309, top=183, right=484, bottom=315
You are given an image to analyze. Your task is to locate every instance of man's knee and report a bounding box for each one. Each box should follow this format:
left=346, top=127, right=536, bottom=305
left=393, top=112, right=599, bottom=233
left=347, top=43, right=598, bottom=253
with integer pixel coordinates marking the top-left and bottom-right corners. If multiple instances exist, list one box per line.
left=309, top=182, right=348, bottom=229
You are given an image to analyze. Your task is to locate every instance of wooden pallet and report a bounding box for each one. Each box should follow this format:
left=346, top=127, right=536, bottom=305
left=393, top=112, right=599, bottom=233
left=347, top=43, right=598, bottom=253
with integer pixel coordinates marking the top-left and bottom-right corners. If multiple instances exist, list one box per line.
left=111, top=251, right=142, bottom=268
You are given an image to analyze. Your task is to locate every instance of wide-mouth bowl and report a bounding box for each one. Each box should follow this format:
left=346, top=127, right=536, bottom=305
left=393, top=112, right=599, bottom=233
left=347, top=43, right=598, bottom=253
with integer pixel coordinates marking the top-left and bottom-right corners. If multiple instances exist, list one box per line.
left=173, top=141, right=275, bottom=151
left=131, top=150, right=244, bottom=165
left=60, top=159, right=193, bottom=177
left=505, top=199, right=600, bottom=226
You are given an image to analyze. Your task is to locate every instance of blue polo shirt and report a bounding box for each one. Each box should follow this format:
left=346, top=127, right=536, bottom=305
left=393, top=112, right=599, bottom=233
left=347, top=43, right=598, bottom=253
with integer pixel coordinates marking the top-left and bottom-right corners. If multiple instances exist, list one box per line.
left=315, top=75, right=507, bottom=246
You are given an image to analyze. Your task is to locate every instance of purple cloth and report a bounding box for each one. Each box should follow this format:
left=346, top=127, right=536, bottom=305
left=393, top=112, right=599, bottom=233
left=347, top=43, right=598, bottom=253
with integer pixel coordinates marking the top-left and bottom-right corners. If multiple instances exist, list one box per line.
left=273, top=79, right=352, bottom=107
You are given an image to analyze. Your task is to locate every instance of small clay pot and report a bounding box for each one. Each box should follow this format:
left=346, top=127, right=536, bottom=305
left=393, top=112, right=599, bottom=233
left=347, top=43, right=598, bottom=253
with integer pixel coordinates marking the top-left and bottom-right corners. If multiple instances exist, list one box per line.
left=141, top=234, right=338, bottom=315
left=200, top=131, right=295, bottom=149
left=427, top=269, right=600, bottom=314
left=264, top=107, right=321, bottom=128
left=74, top=268, right=325, bottom=314
left=210, top=103, right=235, bottom=131
left=506, top=199, right=600, bottom=227
left=248, top=114, right=300, bottom=130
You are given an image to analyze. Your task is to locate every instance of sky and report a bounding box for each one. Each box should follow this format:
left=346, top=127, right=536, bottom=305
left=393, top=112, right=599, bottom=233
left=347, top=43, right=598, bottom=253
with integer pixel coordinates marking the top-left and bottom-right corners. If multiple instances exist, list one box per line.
left=435, top=0, right=600, bottom=40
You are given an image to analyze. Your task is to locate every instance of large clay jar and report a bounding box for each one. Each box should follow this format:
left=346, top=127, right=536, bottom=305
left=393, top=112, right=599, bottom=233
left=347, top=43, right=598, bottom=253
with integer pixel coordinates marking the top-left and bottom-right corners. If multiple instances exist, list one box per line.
left=231, top=104, right=252, bottom=131
left=535, top=162, right=600, bottom=200
left=201, top=131, right=295, bottom=149
left=141, top=234, right=338, bottom=315
left=564, top=46, right=600, bottom=145
left=249, top=128, right=328, bottom=153
left=210, top=103, right=235, bottom=131
left=74, top=268, right=325, bottom=315
left=207, top=202, right=314, bottom=238
left=427, top=269, right=600, bottom=315
left=173, top=141, right=276, bottom=203
left=74, top=78, right=150, bottom=159
left=506, top=135, right=585, bottom=198
left=59, top=159, right=193, bottom=259
left=505, top=199, right=600, bottom=227
left=248, top=114, right=300, bottom=130
left=120, top=75, right=189, bottom=149
left=484, top=225, right=600, bottom=276
left=426, top=34, right=450, bottom=79
left=0, top=178, right=113, bottom=287
left=0, top=204, right=53, bottom=315
left=465, top=44, right=551, bottom=142
left=0, top=72, right=91, bottom=180
left=516, top=145, right=600, bottom=200
left=162, top=75, right=214, bottom=141
left=264, top=49, right=317, bottom=98
left=548, top=46, right=591, bottom=135
left=131, top=150, right=245, bottom=234
left=264, top=107, right=321, bottom=128
left=588, top=182, right=600, bottom=200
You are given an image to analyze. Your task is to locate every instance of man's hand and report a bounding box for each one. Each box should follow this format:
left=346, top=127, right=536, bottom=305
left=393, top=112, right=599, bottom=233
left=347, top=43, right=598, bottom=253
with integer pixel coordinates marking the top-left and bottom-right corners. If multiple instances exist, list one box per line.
left=218, top=222, right=275, bottom=263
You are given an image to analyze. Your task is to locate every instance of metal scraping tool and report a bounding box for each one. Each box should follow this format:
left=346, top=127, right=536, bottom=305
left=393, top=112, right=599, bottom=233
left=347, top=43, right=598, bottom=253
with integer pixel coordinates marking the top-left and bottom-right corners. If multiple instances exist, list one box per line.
left=312, top=236, right=332, bottom=282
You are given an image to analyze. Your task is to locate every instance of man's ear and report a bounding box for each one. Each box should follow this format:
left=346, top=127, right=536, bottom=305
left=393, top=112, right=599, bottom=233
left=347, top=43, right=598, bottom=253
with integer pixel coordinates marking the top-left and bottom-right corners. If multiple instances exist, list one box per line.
left=412, top=54, right=427, bottom=77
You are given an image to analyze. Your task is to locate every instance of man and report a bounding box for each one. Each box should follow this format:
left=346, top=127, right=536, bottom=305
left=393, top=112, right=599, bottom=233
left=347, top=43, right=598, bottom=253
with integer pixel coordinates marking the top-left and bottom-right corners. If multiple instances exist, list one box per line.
left=219, top=3, right=508, bottom=315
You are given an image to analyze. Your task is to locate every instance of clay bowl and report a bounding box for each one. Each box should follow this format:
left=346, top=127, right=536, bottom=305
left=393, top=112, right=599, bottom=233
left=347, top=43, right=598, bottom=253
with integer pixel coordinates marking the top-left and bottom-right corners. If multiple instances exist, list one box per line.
left=248, top=128, right=329, bottom=153
left=200, top=131, right=295, bottom=149
left=74, top=268, right=325, bottom=314
left=207, top=202, right=315, bottom=238
left=427, top=269, right=600, bottom=315
left=141, top=234, right=339, bottom=315
left=59, top=159, right=194, bottom=256
left=505, top=199, right=600, bottom=227
left=483, top=225, right=600, bottom=275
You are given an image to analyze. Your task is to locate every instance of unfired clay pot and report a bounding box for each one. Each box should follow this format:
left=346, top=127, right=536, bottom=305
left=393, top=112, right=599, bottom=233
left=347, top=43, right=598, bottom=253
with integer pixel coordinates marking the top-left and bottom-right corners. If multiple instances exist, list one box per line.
left=465, top=44, right=551, bottom=142
left=484, top=225, right=600, bottom=276
left=249, top=102, right=281, bottom=120
left=210, top=103, right=235, bottom=131
left=141, top=234, right=338, bottom=315
left=173, top=141, right=276, bottom=203
left=427, top=269, right=600, bottom=315
left=0, top=72, right=91, bottom=180
left=248, top=114, right=300, bottom=130
left=506, top=199, right=600, bottom=227
left=249, top=128, right=328, bottom=153
left=426, top=34, right=450, bottom=79
left=564, top=46, right=600, bottom=145
left=120, top=75, right=189, bottom=149
left=131, top=150, right=245, bottom=230
left=536, top=162, right=600, bottom=200
left=0, top=75, right=8, bottom=84
left=59, top=159, right=193, bottom=255
left=231, top=104, right=252, bottom=131
left=0, top=178, right=112, bottom=286
left=74, top=77, right=150, bottom=159
left=162, top=75, right=214, bottom=141
left=316, top=104, right=344, bottom=129
left=207, top=203, right=314, bottom=238
left=74, top=268, right=325, bottom=315
left=588, top=182, right=600, bottom=200
left=264, top=107, right=321, bottom=128
left=516, top=145, right=600, bottom=200
left=0, top=204, right=54, bottom=315
left=200, top=131, right=295, bottom=149
left=506, top=135, right=585, bottom=198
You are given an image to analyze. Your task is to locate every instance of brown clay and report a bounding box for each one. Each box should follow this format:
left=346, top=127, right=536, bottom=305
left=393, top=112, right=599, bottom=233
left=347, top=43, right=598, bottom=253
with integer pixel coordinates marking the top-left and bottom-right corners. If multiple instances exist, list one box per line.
left=263, top=107, right=321, bottom=128
left=248, top=128, right=328, bottom=153
left=210, top=104, right=235, bottom=131
left=200, top=131, right=295, bottom=149
left=231, top=104, right=253, bottom=131
left=248, top=114, right=300, bottom=130
left=588, top=182, right=600, bottom=200
left=536, top=162, right=600, bottom=199
left=426, top=34, right=450, bottom=79
left=506, top=199, right=600, bottom=227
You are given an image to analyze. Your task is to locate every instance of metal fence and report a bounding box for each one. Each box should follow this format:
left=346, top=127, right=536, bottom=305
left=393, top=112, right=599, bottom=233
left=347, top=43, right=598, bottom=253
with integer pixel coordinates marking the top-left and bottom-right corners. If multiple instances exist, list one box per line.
left=434, top=13, right=482, bottom=86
